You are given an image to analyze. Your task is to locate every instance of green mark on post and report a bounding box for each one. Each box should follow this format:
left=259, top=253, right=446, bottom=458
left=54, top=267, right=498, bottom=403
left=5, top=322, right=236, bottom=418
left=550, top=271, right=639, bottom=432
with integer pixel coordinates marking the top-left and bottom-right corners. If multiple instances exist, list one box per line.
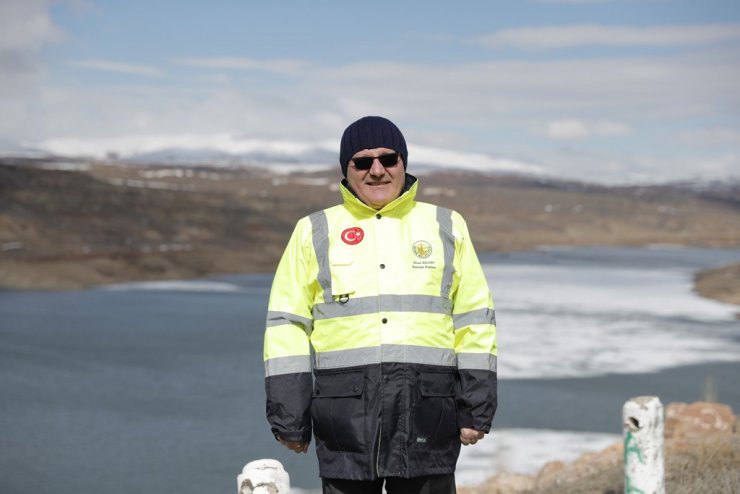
left=624, top=431, right=647, bottom=494
left=624, top=431, right=645, bottom=464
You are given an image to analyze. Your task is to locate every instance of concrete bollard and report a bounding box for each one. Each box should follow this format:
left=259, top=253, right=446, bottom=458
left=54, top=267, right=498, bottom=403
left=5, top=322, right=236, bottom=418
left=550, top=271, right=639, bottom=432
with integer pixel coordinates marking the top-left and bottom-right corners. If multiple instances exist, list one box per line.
left=622, top=396, right=665, bottom=494
left=237, top=459, right=291, bottom=494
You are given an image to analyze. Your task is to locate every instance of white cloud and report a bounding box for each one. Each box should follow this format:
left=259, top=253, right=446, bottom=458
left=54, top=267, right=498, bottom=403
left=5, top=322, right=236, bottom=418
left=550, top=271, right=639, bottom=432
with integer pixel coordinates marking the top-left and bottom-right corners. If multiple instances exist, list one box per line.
left=0, top=0, right=62, bottom=83
left=2, top=1, right=739, bottom=185
left=194, top=73, right=232, bottom=84
left=10, top=48, right=739, bottom=184
left=176, top=57, right=309, bottom=75
left=0, top=0, right=62, bottom=57
left=694, top=152, right=740, bottom=177
left=680, top=128, right=740, bottom=146
left=37, top=134, right=337, bottom=158
left=474, top=23, right=740, bottom=51
left=69, top=59, right=164, bottom=77
left=34, top=133, right=544, bottom=177
left=411, top=145, right=544, bottom=174
left=33, top=130, right=544, bottom=176
left=547, top=119, right=589, bottom=139
left=34, top=133, right=536, bottom=176
left=531, top=147, right=740, bottom=184
left=546, top=119, right=631, bottom=140
left=628, top=153, right=740, bottom=182
left=309, top=54, right=740, bottom=125
left=593, top=121, right=632, bottom=136
left=534, top=0, right=669, bottom=3
left=0, top=0, right=64, bottom=142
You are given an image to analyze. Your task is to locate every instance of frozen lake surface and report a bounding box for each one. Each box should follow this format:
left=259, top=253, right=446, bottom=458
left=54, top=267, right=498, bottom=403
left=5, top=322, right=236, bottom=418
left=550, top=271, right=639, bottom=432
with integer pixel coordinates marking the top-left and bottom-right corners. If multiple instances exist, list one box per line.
left=1, top=246, right=738, bottom=492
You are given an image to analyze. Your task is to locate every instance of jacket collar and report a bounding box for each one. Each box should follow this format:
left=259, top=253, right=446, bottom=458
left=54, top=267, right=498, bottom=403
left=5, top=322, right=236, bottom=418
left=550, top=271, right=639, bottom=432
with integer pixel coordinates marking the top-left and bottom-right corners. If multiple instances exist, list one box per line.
left=340, top=174, right=418, bottom=218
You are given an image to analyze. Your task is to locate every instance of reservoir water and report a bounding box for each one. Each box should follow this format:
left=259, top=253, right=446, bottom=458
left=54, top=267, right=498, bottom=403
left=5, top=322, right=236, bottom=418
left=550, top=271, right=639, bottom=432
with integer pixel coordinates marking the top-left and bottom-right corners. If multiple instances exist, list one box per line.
left=1, top=246, right=739, bottom=492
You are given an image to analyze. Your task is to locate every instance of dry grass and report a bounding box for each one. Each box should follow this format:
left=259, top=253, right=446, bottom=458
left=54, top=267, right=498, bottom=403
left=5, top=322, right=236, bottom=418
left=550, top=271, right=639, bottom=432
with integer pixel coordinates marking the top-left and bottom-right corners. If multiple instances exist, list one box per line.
left=521, top=435, right=740, bottom=494
left=665, top=435, right=740, bottom=494
left=462, top=433, right=740, bottom=494
left=525, top=467, right=623, bottom=494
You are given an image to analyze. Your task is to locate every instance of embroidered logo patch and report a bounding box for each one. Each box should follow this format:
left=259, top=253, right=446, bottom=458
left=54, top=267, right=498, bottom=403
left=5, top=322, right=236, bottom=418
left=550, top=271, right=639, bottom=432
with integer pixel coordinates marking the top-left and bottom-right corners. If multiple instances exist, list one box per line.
left=412, top=240, right=433, bottom=259
left=341, top=227, right=364, bottom=245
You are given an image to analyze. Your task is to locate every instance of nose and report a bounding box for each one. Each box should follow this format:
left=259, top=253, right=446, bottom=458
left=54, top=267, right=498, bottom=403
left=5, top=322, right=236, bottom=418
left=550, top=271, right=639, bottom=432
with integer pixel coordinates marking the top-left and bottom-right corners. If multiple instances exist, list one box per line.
left=369, top=157, right=386, bottom=176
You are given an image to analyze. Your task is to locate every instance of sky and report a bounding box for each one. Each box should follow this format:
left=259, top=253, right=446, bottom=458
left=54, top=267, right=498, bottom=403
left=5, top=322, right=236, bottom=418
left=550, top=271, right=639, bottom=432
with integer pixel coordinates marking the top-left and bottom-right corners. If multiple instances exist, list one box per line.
left=1, top=0, right=739, bottom=184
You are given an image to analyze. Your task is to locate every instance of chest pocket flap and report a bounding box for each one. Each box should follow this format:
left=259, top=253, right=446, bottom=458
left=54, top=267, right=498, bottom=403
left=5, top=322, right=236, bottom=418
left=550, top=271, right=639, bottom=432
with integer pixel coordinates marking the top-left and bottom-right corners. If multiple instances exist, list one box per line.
left=329, top=246, right=355, bottom=298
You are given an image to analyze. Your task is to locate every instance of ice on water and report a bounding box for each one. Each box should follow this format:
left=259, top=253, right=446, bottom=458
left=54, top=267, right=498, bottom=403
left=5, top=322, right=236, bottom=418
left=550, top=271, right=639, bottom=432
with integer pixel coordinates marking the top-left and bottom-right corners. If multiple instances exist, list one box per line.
left=456, top=428, right=621, bottom=485
left=101, top=279, right=244, bottom=292
left=456, top=251, right=740, bottom=484
left=486, top=262, right=740, bottom=380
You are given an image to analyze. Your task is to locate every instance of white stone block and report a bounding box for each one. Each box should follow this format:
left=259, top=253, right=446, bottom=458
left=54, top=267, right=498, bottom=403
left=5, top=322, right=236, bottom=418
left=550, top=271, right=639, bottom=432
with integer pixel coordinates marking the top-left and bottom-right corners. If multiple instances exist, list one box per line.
left=237, top=459, right=291, bottom=494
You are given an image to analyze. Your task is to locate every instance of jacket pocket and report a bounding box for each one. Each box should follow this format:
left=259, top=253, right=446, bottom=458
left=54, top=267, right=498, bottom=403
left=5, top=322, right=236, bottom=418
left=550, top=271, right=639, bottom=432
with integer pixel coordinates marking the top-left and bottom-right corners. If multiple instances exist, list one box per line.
left=329, top=243, right=357, bottom=299
left=412, top=370, right=457, bottom=450
left=311, top=370, right=366, bottom=453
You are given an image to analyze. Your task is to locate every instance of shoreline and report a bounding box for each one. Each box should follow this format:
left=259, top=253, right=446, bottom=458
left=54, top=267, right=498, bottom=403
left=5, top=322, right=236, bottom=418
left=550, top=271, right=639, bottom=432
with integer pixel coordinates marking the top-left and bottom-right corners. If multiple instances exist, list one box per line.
left=694, top=262, right=740, bottom=306
left=2, top=245, right=739, bottom=309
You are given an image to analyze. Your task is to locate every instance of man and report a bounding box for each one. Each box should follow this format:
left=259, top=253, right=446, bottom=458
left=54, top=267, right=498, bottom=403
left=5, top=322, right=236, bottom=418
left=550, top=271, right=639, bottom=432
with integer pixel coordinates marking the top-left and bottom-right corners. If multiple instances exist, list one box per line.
left=263, top=116, right=498, bottom=494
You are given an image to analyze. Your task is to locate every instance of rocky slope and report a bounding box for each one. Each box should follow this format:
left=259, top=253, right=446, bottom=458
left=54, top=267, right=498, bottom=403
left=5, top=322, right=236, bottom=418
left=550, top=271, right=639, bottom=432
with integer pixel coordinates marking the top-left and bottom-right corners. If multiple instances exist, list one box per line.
left=459, top=402, right=740, bottom=494
left=1, top=157, right=739, bottom=291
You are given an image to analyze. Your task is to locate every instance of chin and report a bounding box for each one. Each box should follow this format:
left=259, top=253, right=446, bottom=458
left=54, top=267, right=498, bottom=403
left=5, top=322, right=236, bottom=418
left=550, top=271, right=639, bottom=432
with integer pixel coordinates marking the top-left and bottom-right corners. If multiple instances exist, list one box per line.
left=366, top=194, right=392, bottom=207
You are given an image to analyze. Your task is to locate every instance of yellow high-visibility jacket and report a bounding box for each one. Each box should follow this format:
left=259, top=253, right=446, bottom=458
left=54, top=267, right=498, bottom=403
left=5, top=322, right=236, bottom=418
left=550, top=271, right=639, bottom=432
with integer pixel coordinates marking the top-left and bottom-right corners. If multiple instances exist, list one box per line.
left=264, top=176, right=497, bottom=480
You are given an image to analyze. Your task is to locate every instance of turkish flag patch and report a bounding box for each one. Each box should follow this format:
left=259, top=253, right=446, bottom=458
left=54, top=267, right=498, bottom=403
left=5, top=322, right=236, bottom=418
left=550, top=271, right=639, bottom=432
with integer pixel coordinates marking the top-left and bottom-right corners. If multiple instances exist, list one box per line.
left=341, top=227, right=364, bottom=245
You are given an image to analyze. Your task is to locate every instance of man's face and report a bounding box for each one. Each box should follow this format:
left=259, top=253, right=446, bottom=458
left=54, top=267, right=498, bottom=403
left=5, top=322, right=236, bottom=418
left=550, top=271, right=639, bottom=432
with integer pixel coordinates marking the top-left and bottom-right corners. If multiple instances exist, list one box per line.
left=346, top=147, right=405, bottom=210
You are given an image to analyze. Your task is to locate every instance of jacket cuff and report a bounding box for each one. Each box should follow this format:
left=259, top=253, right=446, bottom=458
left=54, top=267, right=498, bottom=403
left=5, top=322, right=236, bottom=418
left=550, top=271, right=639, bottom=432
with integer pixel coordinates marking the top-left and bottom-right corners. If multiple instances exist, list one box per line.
left=273, top=428, right=312, bottom=444
left=456, top=368, right=498, bottom=432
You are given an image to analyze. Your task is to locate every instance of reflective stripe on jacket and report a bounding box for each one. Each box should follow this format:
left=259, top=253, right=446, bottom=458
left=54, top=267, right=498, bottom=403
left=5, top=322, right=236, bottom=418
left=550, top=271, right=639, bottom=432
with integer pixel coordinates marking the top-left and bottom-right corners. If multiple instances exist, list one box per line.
left=264, top=175, right=498, bottom=479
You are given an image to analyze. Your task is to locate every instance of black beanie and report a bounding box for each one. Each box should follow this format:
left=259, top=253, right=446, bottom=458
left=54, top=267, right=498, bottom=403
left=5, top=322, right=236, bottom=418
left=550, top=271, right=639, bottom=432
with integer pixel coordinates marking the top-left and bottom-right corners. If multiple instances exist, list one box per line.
left=339, top=116, right=408, bottom=177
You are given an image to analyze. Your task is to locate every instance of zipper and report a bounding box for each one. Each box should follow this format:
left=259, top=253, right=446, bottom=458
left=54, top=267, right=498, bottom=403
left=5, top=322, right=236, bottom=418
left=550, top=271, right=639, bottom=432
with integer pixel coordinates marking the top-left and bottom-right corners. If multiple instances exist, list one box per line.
left=376, top=419, right=382, bottom=475
left=375, top=368, right=383, bottom=477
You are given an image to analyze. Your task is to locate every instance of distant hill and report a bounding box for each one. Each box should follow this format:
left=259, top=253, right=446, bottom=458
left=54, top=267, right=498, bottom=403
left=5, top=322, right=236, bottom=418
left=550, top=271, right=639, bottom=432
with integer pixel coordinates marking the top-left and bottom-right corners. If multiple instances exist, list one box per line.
left=1, top=157, right=739, bottom=290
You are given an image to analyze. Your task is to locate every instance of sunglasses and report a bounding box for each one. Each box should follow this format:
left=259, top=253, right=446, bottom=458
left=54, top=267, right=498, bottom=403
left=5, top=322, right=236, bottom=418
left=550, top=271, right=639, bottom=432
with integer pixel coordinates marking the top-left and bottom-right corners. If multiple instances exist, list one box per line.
left=351, top=153, right=400, bottom=171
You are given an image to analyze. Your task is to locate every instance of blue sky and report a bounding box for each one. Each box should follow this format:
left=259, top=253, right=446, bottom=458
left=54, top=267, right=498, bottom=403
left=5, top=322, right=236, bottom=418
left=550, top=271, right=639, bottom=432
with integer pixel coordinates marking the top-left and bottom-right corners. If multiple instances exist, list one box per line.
left=1, top=0, right=739, bottom=183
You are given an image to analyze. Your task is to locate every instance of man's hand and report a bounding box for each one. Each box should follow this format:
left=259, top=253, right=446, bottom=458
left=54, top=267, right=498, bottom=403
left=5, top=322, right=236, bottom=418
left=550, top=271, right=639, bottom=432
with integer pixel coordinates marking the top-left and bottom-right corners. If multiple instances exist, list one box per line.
left=277, top=437, right=309, bottom=454
left=460, top=427, right=485, bottom=445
